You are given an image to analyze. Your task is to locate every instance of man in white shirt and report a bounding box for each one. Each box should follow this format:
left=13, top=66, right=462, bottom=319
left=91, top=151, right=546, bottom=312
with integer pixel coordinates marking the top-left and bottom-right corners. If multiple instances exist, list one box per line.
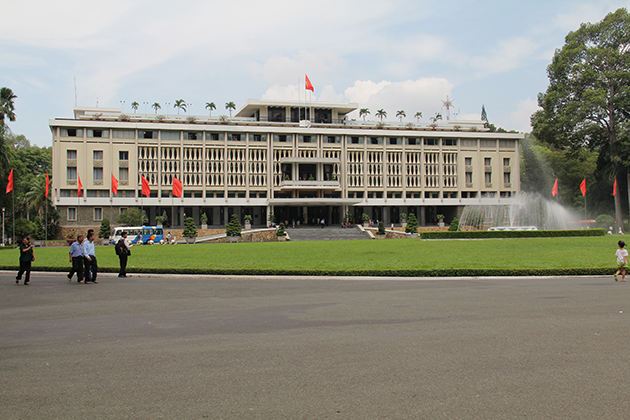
left=83, top=232, right=97, bottom=283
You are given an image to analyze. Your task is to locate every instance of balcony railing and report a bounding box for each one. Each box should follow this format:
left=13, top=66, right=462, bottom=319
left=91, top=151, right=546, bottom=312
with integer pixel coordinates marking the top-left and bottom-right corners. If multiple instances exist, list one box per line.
left=280, top=180, right=340, bottom=190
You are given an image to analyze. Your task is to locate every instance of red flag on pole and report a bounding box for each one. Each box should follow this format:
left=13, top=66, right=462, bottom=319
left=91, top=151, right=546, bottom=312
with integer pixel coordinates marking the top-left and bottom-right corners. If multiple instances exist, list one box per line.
left=580, top=179, right=586, bottom=197
left=305, top=75, right=314, bottom=92
left=614, top=178, right=617, bottom=197
left=45, top=172, right=49, bottom=198
left=78, top=176, right=83, bottom=197
left=552, top=178, right=558, bottom=197
left=6, top=168, right=13, bottom=193
left=172, top=176, right=183, bottom=198
left=111, top=174, right=118, bottom=196
left=141, top=175, right=151, bottom=197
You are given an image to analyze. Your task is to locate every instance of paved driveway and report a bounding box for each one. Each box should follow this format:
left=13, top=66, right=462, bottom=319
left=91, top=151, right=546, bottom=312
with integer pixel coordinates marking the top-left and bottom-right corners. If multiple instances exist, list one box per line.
left=1, top=273, right=628, bottom=419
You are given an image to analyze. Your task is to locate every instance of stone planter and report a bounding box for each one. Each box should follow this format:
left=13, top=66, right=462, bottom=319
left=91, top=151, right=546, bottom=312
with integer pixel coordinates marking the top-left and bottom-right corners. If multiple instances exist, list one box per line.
left=156, top=222, right=163, bottom=228
left=201, top=224, right=208, bottom=230
left=32, top=239, right=44, bottom=247
left=244, top=221, right=252, bottom=230
left=185, top=237, right=196, bottom=244
left=277, top=235, right=287, bottom=242
left=375, top=234, right=386, bottom=239
left=438, top=220, right=445, bottom=227
left=409, top=233, right=419, bottom=239
left=228, top=236, right=240, bottom=243
left=401, top=222, right=407, bottom=229
left=101, top=239, right=110, bottom=246
left=363, top=221, right=369, bottom=228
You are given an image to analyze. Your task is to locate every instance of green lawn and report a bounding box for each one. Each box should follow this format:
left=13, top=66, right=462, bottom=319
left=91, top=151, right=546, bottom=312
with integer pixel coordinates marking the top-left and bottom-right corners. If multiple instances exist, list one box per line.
left=0, top=236, right=619, bottom=274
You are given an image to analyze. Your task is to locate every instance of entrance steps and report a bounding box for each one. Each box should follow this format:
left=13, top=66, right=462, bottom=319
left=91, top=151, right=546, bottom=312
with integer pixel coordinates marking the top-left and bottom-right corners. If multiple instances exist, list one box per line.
left=286, top=225, right=371, bottom=241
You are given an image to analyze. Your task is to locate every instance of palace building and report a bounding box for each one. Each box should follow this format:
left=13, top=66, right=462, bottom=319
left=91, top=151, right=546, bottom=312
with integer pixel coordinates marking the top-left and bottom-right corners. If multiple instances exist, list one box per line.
left=49, top=99, right=523, bottom=230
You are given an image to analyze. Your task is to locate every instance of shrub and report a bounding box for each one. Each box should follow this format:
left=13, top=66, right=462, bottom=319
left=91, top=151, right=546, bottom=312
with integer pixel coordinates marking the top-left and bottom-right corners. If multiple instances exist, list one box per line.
left=226, top=214, right=242, bottom=237
left=200, top=213, right=208, bottom=224
left=595, top=214, right=614, bottom=229
left=449, top=217, right=459, bottom=232
left=182, top=217, right=198, bottom=238
left=99, top=218, right=111, bottom=239
left=405, top=213, right=419, bottom=233
left=117, top=208, right=143, bottom=226
left=276, top=222, right=287, bottom=236
left=361, top=213, right=370, bottom=222
left=32, top=216, right=45, bottom=240
left=420, top=229, right=605, bottom=239
left=14, top=218, right=36, bottom=240
left=268, top=212, right=276, bottom=223
left=377, top=221, right=386, bottom=235
left=155, top=211, right=168, bottom=225
left=400, top=213, right=407, bottom=221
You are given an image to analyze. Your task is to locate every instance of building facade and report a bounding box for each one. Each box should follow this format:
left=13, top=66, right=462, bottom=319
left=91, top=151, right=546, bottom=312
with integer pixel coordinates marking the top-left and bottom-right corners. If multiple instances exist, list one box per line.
left=50, top=99, right=523, bottom=230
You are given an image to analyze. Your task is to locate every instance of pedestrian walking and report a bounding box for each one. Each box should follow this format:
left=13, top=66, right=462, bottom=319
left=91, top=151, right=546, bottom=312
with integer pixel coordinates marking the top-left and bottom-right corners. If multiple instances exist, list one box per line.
left=116, top=232, right=132, bottom=278
left=83, top=232, right=98, bottom=284
left=615, top=240, right=628, bottom=282
left=68, top=234, right=85, bottom=283
left=16, top=236, right=34, bottom=285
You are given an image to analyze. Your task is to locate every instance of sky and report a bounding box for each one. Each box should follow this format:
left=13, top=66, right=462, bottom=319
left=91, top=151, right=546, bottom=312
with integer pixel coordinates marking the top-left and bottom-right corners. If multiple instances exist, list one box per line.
left=2, top=0, right=629, bottom=147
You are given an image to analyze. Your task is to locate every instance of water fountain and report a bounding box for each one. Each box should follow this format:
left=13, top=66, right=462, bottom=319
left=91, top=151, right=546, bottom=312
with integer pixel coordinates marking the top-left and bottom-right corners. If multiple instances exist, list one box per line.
left=458, top=192, right=579, bottom=231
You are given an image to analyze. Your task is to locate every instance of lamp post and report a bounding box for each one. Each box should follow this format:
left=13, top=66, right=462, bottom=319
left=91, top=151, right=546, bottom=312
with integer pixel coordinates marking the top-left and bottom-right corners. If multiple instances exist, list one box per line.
left=2, top=207, right=4, bottom=246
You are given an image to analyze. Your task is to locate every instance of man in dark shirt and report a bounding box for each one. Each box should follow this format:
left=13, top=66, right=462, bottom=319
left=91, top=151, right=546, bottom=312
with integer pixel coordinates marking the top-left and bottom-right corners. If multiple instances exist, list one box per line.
left=16, top=236, right=34, bottom=285
left=68, top=235, right=85, bottom=283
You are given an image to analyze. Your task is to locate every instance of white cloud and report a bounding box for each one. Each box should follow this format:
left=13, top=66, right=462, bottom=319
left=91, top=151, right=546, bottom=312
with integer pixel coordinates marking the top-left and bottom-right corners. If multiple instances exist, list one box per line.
left=469, top=37, right=540, bottom=75
left=503, top=98, right=539, bottom=133
left=344, top=78, right=454, bottom=122
left=249, top=51, right=344, bottom=85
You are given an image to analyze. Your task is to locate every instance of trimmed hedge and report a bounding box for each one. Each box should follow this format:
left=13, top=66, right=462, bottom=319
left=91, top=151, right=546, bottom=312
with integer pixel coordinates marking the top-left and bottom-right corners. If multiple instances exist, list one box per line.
left=0, top=265, right=615, bottom=277
left=420, top=229, right=606, bottom=240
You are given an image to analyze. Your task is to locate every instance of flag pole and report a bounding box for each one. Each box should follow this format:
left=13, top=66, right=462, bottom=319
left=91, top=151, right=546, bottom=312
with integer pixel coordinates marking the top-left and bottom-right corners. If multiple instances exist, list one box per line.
left=12, top=189, right=15, bottom=245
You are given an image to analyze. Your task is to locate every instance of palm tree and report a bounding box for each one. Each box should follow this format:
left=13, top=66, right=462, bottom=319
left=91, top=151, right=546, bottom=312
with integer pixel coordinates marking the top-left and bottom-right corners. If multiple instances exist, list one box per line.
left=25, top=176, right=48, bottom=217
left=0, top=87, right=17, bottom=127
left=205, top=102, right=216, bottom=116
left=359, top=108, right=370, bottom=121
left=396, top=110, right=406, bottom=123
left=414, top=111, right=423, bottom=123
left=375, top=109, right=387, bottom=122
left=131, top=101, right=139, bottom=113
left=174, top=99, right=187, bottom=115
left=225, top=102, right=236, bottom=117
left=151, top=102, right=161, bottom=114
left=430, top=113, right=443, bottom=124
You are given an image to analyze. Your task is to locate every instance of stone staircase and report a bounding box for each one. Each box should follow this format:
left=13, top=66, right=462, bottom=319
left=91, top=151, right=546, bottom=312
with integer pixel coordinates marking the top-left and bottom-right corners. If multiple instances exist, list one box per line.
left=286, top=226, right=371, bottom=241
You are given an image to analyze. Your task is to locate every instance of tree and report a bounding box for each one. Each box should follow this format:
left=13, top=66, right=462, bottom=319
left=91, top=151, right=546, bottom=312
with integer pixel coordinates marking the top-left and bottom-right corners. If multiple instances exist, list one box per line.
left=131, top=101, right=139, bottom=113
left=225, top=214, right=242, bottom=237
left=151, top=102, right=161, bottom=114
left=0, top=87, right=17, bottom=127
left=117, top=208, right=143, bottom=226
left=359, top=108, right=370, bottom=121
left=430, top=113, right=443, bottom=124
left=182, top=217, right=198, bottom=238
left=24, top=175, right=48, bottom=217
left=375, top=109, right=387, bottom=121
left=205, top=102, right=216, bottom=116
left=99, top=218, right=111, bottom=240
left=481, top=105, right=488, bottom=125
left=396, top=110, right=406, bottom=123
left=405, top=213, right=419, bottom=234
left=414, top=111, right=422, bottom=123
left=531, top=8, right=630, bottom=229
left=174, top=99, right=187, bottom=115
left=225, top=101, right=236, bottom=117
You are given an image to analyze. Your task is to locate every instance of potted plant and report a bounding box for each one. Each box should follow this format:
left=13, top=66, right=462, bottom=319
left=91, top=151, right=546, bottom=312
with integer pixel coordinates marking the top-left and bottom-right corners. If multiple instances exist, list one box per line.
left=361, top=213, right=370, bottom=228
left=182, top=217, right=198, bottom=244
left=200, top=213, right=208, bottom=230
left=155, top=211, right=168, bottom=227
left=244, top=214, right=252, bottom=230
left=405, top=213, right=419, bottom=238
left=437, top=214, right=445, bottom=227
left=400, top=213, right=407, bottom=229
left=99, top=218, right=111, bottom=245
left=267, top=212, right=276, bottom=228
left=226, top=214, right=242, bottom=242
left=276, top=222, right=287, bottom=241
left=375, top=221, right=386, bottom=238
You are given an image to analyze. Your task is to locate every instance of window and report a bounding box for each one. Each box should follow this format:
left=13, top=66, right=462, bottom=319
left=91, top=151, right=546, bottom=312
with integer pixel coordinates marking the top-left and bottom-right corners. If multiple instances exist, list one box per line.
left=461, top=139, right=477, bottom=147
left=389, top=137, right=401, bottom=145
left=499, top=139, right=516, bottom=148
left=113, top=130, right=135, bottom=139
left=480, top=139, right=495, bottom=147
left=326, top=136, right=340, bottom=144
left=299, top=135, right=313, bottom=143
left=87, top=129, right=108, bottom=138
left=424, top=138, right=439, bottom=146
left=503, top=158, right=510, bottom=166
left=406, top=138, right=419, bottom=145
left=93, top=167, right=103, bottom=181
left=67, top=208, right=77, bottom=221
left=119, top=151, right=129, bottom=160
left=348, top=136, right=363, bottom=144
left=228, top=133, right=242, bottom=141
left=94, top=208, right=103, bottom=221
left=504, top=172, right=511, bottom=184
left=67, top=167, right=77, bottom=180
left=275, top=134, right=289, bottom=142
left=369, top=137, right=382, bottom=145
left=186, top=132, right=201, bottom=140
left=67, top=150, right=77, bottom=159
left=138, top=131, right=157, bottom=139
left=465, top=157, right=472, bottom=165
left=206, top=132, right=223, bottom=141
left=466, top=172, right=473, bottom=183
left=93, top=150, right=103, bottom=160
left=62, top=128, right=83, bottom=137
left=442, top=139, right=457, bottom=146
left=161, top=131, right=180, bottom=140
left=119, top=167, right=129, bottom=181
left=249, top=134, right=266, bottom=142
left=484, top=158, right=491, bottom=166
left=485, top=172, right=492, bottom=183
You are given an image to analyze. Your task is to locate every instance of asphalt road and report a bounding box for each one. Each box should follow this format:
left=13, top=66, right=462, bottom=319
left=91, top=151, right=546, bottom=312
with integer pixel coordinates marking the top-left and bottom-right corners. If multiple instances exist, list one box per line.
left=1, top=272, right=629, bottom=419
